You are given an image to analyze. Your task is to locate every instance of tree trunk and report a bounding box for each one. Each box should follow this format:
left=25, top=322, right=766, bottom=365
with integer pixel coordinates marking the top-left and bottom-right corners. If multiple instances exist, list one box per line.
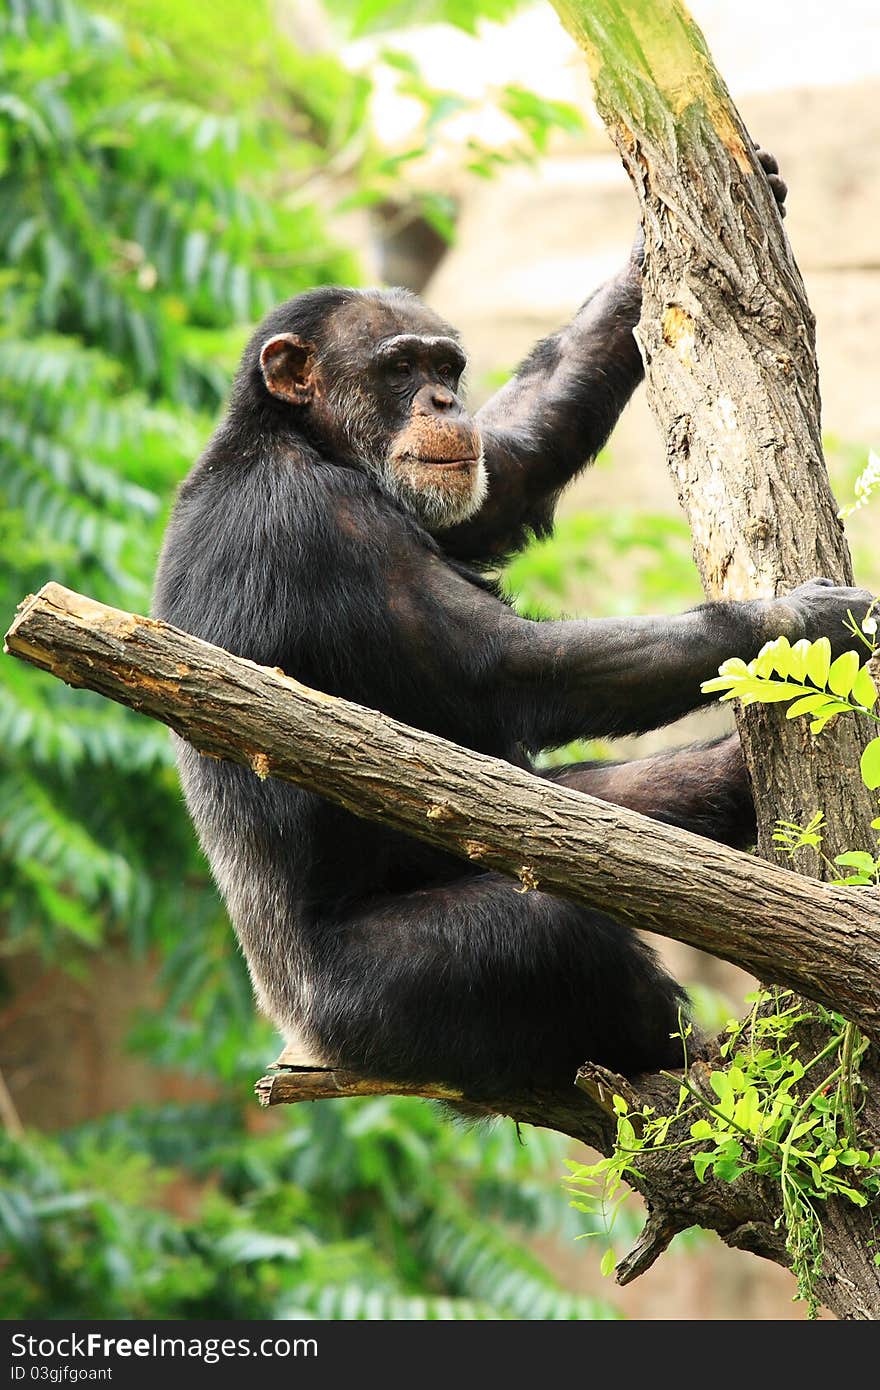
left=551, top=0, right=880, bottom=1316
left=552, top=0, right=875, bottom=866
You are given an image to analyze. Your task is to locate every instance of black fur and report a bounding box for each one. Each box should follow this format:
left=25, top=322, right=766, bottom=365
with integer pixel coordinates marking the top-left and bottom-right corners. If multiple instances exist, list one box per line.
left=153, top=270, right=871, bottom=1096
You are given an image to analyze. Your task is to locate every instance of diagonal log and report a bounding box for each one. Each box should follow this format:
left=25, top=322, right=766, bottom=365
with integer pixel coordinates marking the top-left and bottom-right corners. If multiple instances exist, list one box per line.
left=6, top=582, right=880, bottom=1037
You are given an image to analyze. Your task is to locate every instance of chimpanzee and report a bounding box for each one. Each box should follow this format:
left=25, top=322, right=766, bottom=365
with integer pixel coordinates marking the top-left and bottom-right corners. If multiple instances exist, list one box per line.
left=153, top=161, right=872, bottom=1094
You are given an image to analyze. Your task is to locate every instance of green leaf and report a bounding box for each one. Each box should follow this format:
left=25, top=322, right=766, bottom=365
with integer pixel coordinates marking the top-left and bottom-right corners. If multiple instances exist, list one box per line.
left=806, top=637, right=832, bottom=688
left=713, top=1141, right=745, bottom=1182
left=788, top=639, right=812, bottom=682
left=650, top=1115, right=672, bottom=1146
left=701, top=673, right=742, bottom=694
left=828, top=649, right=861, bottom=697
left=743, top=681, right=814, bottom=705
left=786, top=693, right=840, bottom=719
left=617, top=1118, right=636, bottom=1149
left=718, top=657, right=750, bottom=677
left=789, top=1116, right=821, bottom=1141
left=753, top=636, right=790, bottom=678
left=851, top=664, right=878, bottom=710
left=861, top=738, right=880, bottom=791
left=600, top=1248, right=616, bottom=1278
left=839, top=1187, right=868, bottom=1206
left=810, top=701, right=856, bottom=732
left=710, top=1071, right=732, bottom=1102
left=834, top=852, right=877, bottom=872
left=693, top=1152, right=715, bottom=1182
left=733, top=1088, right=762, bottom=1134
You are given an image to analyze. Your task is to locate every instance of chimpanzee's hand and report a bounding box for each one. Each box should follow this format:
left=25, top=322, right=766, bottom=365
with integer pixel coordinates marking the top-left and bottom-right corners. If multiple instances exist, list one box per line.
left=755, top=146, right=788, bottom=217
left=766, top=577, right=874, bottom=654
left=626, top=146, right=784, bottom=277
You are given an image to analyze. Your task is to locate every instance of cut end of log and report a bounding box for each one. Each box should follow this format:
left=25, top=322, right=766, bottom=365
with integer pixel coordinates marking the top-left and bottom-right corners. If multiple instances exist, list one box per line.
left=256, top=1062, right=466, bottom=1107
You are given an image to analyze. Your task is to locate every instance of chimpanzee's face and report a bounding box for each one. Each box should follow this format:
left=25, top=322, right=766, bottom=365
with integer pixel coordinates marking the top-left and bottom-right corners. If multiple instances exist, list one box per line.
left=258, top=290, right=487, bottom=530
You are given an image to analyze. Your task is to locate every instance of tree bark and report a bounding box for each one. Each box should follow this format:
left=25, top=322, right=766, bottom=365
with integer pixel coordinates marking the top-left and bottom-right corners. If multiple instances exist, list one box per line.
left=550, top=0, right=880, bottom=1316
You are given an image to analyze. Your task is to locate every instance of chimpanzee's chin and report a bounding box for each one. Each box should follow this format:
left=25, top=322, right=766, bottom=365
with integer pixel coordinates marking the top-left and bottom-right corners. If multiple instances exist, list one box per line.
left=408, top=455, right=488, bottom=531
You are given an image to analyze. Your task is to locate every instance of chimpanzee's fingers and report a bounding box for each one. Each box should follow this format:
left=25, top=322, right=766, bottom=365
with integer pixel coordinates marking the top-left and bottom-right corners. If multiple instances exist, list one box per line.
left=753, top=145, right=787, bottom=216
left=768, top=175, right=787, bottom=215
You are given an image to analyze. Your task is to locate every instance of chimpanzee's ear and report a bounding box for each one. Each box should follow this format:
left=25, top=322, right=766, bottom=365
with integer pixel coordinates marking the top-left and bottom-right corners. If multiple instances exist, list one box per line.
left=259, top=334, right=316, bottom=405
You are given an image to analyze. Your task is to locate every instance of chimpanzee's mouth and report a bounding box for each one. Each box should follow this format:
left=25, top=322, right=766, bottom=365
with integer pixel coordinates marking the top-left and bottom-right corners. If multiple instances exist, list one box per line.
left=414, top=456, right=477, bottom=469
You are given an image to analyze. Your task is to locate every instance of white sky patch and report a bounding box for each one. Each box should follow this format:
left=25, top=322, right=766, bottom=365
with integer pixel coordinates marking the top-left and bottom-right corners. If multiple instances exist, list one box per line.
left=342, top=0, right=880, bottom=167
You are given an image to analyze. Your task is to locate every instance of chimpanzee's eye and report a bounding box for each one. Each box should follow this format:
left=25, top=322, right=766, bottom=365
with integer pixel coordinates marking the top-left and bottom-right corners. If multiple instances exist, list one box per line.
left=391, top=359, right=413, bottom=379
left=438, top=362, right=457, bottom=386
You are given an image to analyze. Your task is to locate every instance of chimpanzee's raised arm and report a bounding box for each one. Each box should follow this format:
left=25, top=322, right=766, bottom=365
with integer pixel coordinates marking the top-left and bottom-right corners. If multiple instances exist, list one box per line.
left=442, top=147, right=788, bottom=565
left=441, top=249, right=644, bottom=564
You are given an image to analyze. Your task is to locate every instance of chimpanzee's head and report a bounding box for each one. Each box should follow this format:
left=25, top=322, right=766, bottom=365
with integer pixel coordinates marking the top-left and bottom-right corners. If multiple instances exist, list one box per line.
left=247, top=286, right=487, bottom=530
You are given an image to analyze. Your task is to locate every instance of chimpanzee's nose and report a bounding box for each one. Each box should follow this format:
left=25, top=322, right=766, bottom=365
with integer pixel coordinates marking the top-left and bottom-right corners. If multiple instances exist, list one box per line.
left=414, top=382, right=459, bottom=416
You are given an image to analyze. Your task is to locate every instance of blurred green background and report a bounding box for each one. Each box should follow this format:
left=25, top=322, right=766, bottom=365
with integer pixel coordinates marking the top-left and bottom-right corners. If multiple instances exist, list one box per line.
left=1, top=0, right=878, bottom=1321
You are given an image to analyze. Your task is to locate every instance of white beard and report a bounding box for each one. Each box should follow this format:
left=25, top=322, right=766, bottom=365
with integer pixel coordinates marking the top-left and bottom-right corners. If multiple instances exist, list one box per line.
left=374, top=449, right=489, bottom=531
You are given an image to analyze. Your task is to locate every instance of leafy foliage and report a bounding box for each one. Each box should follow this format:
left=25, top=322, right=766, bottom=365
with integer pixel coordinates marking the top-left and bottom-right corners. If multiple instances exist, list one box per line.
left=838, top=448, right=880, bottom=519
left=0, top=0, right=357, bottom=997
left=504, top=509, right=700, bottom=620
left=701, top=629, right=880, bottom=882
left=567, top=991, right=880, bottom=1318
left=0, top=1099, right=616, bottom=1320
left=324, top=0, right=525, bottom=39
left=569, top=606, right=880, bottom=1318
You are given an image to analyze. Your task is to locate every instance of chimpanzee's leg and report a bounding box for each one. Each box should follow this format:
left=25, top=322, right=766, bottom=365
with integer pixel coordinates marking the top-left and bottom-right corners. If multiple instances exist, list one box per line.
left=544, top=732, right=755, bottom=849
left=309, top=872, right=689, bottom=1094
